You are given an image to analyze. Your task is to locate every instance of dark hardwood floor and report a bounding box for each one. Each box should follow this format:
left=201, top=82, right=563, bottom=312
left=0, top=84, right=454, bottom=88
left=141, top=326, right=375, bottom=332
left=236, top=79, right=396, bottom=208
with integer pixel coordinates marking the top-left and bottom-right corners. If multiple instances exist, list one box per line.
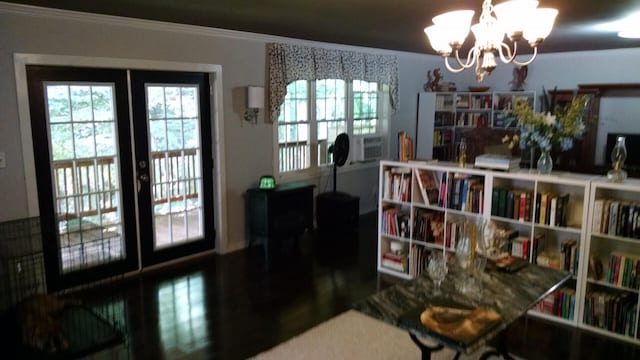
left=78, top=212, right=639, bottom=360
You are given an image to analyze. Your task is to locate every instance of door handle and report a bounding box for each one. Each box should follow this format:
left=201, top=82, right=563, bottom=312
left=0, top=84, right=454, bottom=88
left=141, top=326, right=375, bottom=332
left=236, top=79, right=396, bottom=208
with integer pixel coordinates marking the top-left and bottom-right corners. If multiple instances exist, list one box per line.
left=138, top=173, right=150, bottom=182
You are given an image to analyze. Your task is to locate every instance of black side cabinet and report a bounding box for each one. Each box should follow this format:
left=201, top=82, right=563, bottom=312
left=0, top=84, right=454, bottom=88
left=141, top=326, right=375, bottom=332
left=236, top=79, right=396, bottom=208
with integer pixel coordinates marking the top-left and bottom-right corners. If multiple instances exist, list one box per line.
left=245, top=183, right=315, bottom=264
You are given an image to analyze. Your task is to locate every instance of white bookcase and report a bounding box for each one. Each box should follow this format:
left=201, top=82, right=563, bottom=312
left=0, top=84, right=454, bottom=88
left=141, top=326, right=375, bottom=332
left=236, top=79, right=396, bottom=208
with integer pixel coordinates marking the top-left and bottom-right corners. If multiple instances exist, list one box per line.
left=580, top=178, right=640, bottom=344
left=376, top=160, right=640, bottom=339
left=416, top=91, right=535, bottom=162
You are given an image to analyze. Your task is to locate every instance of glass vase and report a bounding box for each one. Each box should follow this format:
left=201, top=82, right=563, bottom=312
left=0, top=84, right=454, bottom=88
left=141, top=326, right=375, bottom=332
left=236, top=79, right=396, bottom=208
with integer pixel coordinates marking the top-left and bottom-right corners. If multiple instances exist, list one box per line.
left=455, top=218, right=487, bottom=298
left=537, top=150, right=553, bottom=174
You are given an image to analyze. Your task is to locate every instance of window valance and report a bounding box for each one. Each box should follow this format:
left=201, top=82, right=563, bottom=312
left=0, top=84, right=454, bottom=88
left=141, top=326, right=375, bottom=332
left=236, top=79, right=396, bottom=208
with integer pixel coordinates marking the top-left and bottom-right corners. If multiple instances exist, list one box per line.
left=267, top=43, right=399, bottom=123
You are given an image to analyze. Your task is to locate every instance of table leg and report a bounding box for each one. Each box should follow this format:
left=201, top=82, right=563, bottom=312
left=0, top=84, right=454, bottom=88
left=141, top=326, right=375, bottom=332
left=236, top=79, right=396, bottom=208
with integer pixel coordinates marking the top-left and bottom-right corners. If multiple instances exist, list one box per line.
left=408, top=333, right=444, bottom=360
left=479, top=329, right=514, bottom=360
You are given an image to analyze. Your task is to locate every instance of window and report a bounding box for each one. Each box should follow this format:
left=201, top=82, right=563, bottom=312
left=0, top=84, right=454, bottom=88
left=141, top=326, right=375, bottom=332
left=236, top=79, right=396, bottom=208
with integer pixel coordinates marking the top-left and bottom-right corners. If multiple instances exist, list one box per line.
left=277, top=79, right=385, bottom=175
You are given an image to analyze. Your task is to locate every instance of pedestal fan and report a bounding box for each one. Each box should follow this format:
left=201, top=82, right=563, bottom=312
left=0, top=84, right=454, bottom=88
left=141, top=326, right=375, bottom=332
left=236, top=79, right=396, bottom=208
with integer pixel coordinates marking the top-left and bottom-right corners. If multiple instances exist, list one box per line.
left=317, top=132, right=359, bottom=250
left=327, top=133, right=349, bottom=192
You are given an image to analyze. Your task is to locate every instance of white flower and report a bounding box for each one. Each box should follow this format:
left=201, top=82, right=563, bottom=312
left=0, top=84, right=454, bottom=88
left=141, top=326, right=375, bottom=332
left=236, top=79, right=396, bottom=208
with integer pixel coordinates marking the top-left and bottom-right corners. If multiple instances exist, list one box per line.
left=542, top=112, right=556, bottom=126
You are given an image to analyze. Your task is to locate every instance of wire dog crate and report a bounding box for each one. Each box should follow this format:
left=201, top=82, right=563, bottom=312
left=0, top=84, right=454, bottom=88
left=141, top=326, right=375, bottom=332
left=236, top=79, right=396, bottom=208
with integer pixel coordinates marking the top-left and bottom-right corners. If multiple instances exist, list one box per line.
left=0, top=217, right=129, bottom=359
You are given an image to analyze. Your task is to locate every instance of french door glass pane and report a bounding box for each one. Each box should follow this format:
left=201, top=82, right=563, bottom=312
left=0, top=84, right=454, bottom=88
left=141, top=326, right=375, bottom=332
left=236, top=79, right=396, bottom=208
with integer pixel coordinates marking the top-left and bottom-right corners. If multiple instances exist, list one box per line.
left=147, top=85, right=204, bottom=249
left=45, top=83, right=124, bottom=273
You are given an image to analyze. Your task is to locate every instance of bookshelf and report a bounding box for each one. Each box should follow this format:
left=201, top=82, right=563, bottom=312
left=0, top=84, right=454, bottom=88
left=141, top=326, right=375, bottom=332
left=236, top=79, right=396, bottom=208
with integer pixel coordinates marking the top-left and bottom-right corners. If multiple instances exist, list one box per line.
left=377, top=161, right=622, bottom=336
left=415, top=91, right=536, bottom=162
left=581, top=178, right=640, bottom=344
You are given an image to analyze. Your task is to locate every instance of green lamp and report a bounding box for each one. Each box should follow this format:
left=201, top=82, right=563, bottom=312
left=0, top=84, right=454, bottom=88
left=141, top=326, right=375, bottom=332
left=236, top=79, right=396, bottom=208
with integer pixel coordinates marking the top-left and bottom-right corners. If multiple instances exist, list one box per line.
left=259, top=175, right=276, bottom=190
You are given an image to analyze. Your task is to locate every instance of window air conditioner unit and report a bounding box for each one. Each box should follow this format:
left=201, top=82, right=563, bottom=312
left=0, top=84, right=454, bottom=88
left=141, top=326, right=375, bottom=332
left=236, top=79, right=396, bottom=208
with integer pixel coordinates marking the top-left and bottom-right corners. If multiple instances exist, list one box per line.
left=352, top=136, right=384, bottom=162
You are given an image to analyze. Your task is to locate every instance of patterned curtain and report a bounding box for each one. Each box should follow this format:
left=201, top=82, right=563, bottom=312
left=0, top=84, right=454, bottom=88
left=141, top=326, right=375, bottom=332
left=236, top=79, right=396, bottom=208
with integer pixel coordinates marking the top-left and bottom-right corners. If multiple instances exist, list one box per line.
left=267, top=42, right=399, bottom=123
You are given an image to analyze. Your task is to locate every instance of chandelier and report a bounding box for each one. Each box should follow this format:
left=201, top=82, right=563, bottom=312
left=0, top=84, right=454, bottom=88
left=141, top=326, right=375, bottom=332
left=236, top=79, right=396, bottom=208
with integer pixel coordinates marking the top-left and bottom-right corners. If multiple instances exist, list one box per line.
left=424, top=0, right=558, bottom=81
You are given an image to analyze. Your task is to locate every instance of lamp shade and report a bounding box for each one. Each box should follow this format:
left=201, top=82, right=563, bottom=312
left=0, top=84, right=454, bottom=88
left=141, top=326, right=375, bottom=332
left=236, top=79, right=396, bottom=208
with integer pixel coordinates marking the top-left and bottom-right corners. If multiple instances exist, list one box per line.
left=493, top=0, right=539, bottom=38
left=432, top=10, right=474, bottom=45
left=247, top=86, right=264, bottom=109
left=425, top=25, right=453, bottom=54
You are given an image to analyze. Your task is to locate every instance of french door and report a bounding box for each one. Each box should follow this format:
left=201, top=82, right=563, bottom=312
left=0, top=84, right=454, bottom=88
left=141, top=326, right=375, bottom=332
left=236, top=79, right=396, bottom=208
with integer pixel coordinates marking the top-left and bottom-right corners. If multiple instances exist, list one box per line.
left=26, top=66, right=215, bottom=291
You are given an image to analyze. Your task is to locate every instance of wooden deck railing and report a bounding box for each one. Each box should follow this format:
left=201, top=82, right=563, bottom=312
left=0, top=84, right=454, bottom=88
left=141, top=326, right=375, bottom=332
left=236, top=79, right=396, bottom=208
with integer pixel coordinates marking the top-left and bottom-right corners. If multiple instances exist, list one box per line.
left=53, top=150, right=199, bottom=221
left=278, top=141, right=309, bottom=172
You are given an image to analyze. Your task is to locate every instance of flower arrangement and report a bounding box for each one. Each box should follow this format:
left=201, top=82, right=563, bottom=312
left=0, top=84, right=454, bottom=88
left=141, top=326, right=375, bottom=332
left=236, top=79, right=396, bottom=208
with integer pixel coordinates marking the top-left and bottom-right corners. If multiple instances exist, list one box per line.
left=502, top=91, right=589, bottom=153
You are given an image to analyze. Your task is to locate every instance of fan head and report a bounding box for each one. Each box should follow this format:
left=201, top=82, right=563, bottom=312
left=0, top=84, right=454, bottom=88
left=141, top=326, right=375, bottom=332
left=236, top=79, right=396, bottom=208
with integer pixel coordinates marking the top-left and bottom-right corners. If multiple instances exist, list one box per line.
left=331, top=133, right=350, bottom=167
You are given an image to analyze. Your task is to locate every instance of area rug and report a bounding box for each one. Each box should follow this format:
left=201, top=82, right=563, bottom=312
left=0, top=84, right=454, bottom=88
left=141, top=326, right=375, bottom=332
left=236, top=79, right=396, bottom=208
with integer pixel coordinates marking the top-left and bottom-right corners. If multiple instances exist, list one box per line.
left=251, top=310, right=515, bottom=360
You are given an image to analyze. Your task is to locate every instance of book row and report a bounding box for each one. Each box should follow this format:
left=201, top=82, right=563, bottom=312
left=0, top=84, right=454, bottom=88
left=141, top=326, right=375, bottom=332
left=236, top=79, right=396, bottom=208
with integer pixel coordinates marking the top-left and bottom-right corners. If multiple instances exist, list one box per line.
left=381, top=206, right=410, bottom=239
left=433, top=129, right=452, bottom=146
left=491, top=188, right=533, bottom=221
left=599, top=252, right=640, bottom=289
left=446, top=174, right=484, bottom=213
left=583, top=291, right=638, bottom=338
left=592, top=199, right=640, bottom=239
left=409, top=245, right=431, bottom=278
left=509, top=235, right=540, bottom=261
left=382, top=168, right=411, bottom=202
left=413, top=209, right=444, bottom=245
left=533, top=287, right=576, bottom=321
left=397, top=131, right=414, bottom=162
left=492, top=189, right=571, bottom=227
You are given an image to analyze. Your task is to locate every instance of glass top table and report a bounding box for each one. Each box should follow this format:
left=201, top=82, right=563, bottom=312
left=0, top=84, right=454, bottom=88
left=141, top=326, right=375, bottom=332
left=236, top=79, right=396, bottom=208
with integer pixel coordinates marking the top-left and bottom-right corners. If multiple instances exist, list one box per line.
left=354, top=259, right=571, bottom=359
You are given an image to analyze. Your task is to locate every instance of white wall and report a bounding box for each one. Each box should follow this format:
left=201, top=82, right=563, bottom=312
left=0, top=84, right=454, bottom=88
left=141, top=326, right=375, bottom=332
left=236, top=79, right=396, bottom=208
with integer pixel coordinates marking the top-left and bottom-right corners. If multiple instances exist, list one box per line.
left=0, top=3, right=440, bottom=253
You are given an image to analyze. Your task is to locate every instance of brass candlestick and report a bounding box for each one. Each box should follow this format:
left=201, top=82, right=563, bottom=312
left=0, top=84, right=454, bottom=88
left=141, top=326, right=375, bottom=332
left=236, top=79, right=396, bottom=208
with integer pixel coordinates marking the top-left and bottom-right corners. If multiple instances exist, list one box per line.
left=458, top=137, right=467, bottom=167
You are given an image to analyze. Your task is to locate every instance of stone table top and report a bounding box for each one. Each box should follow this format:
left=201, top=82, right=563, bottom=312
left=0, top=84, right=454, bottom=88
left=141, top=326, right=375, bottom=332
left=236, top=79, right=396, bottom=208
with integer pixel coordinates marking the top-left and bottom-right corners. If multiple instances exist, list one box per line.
left=353, top=260, right=571, bottom=354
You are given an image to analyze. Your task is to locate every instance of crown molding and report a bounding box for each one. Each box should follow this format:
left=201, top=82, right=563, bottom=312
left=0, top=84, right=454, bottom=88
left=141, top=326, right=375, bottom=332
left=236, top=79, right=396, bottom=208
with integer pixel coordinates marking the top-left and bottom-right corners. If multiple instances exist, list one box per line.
left=0, top=1, right=431, bottom=58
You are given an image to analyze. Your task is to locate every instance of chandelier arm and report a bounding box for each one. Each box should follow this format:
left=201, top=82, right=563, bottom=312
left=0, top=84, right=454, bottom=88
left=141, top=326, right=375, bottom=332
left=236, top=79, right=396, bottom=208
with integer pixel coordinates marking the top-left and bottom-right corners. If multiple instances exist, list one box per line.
left=443, top=56, right=468, bottom=73
left=511, top=47, right=539, bottom=66
left=497, top=42, right=516, bottom=64
left=454, top=47, right=478, bottom=69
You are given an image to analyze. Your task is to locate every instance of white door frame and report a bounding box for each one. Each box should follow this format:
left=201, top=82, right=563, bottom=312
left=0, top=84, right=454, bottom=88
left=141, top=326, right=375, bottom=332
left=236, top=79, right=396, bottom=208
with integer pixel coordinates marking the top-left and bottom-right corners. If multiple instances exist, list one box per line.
left=14, top=53, right=229, bottom=264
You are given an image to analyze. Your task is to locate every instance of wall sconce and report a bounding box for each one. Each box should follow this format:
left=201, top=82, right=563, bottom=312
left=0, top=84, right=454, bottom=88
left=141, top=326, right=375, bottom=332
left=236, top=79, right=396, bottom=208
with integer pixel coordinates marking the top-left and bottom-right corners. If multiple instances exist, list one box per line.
left=244, top=86, right=264, bottom=124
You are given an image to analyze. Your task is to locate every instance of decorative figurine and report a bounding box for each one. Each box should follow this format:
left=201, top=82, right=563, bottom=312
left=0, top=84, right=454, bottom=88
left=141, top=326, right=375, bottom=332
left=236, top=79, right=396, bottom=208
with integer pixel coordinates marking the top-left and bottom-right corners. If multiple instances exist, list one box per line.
left=424, top=68, right=442, bottom=92
left=509, top=65, right=528, bottom=91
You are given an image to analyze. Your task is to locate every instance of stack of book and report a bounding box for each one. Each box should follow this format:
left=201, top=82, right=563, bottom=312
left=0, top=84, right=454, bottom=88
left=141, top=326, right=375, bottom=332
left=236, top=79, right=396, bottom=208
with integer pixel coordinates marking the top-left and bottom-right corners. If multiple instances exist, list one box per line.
left=474, top=154, right=520, bottom=171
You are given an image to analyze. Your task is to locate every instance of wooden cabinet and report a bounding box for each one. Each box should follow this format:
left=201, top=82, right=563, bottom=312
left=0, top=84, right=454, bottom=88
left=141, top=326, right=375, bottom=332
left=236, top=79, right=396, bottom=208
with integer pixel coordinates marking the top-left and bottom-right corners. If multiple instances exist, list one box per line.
left=245, top=183, right=314, bottom=263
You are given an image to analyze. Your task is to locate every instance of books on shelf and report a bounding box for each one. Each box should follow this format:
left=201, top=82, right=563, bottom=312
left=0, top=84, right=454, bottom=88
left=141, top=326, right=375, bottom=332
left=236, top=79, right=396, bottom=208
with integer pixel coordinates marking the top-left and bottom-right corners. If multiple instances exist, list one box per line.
left=383, top=167, right=411, bottom=202
left=592, top=199, right=640, bottom=238
left=381, top=250, right=408, bottom=273
left=414, top=169, right=440, bottom=206
left=534, top=192, right=570, bottom=227
left=602, top=252, right=640, bottom=289
left=381, top=205, right=411, bottom=238
left=583, top=290, right=637, bottom=336
left=397, top=131, right=414, bottom=162
left=448, top=174, right=484, bottom=213
left=413, top=208, right=444, bottom=245
left=561, top=239, right=579, bottom=275
left=409, top=245, right=430, bottom=277
left=491, top=188, right=533, bottom=221
left=532, top=287, right=576, bottom=320
left=474, top=154, right=520, bottom=171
